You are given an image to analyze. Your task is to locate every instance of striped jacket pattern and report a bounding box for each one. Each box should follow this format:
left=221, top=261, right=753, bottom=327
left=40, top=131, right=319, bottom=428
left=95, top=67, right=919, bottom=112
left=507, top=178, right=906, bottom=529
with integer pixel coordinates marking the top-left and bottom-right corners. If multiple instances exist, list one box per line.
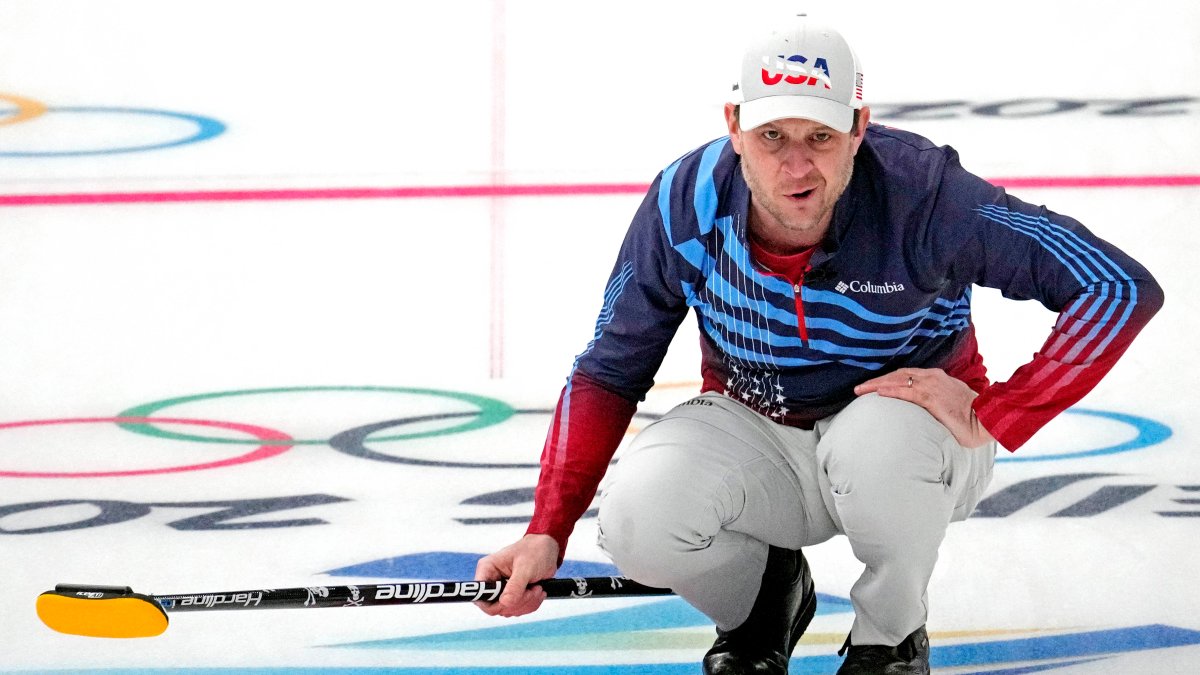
left=527, top=124, right=1163, bottom=552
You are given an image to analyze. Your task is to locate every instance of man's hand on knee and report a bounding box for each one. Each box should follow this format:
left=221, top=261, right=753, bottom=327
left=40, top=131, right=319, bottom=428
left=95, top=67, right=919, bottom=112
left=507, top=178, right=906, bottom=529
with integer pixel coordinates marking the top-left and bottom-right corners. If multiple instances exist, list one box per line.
left=854, top=368, right=995, bottom=449
left=474, top=533, right=560, bottom=617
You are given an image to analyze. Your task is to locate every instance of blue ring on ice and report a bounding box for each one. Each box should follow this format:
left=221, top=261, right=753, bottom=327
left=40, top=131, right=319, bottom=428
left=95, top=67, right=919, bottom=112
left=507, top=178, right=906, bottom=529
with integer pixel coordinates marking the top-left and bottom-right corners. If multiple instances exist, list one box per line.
left=997, top=408, right=1171, bottom=463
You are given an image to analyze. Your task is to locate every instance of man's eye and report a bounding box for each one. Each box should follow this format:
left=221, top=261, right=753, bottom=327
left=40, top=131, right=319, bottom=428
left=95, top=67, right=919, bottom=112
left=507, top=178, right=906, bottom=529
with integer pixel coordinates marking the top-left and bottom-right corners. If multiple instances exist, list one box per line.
left=763, top=129, right=782, bottom=141
left=812, top=132, right=831, bottom=143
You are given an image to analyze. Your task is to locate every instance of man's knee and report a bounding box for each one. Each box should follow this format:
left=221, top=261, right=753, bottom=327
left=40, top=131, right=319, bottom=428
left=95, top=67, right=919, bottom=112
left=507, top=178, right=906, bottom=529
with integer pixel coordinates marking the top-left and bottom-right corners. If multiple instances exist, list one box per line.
left=819, top=393, right=951, bottom=491
left=597, top=442, right=724, bottom=580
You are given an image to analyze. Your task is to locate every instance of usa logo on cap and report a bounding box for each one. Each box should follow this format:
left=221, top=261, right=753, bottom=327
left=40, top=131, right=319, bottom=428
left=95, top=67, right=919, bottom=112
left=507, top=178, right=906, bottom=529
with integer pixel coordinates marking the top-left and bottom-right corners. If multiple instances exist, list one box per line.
left=760, top=54, right=833, bottom=89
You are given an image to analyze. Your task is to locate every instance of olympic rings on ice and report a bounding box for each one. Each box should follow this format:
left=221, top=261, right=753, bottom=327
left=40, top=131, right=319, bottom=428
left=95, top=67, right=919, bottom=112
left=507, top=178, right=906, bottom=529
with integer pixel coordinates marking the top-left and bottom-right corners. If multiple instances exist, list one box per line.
left=116, top=386, right=514, bottom=445
left=329, top=408, right=664, bottom=469
left=0, top=388, right=1174, bottom=478
left=0, top=417, right=293, bottom=479
left=0, top=92, right=225, bottom=157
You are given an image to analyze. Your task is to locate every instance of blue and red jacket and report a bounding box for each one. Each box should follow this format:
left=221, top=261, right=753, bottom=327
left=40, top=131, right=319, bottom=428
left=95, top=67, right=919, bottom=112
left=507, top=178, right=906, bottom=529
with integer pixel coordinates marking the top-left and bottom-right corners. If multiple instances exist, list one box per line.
left=530, top=124, right=1164, bottom=555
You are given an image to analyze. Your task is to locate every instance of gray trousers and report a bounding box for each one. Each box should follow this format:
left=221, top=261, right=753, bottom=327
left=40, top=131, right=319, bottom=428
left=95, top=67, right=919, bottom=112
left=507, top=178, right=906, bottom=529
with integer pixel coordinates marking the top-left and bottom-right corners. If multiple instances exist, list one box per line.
left=596, top=391, right=995, bottom=646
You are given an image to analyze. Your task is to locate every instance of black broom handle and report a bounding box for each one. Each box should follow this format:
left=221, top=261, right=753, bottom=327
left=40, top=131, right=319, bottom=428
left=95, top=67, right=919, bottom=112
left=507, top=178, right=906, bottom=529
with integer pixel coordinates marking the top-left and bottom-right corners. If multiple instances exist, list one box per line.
left=55, top=576, right=673, bottom=614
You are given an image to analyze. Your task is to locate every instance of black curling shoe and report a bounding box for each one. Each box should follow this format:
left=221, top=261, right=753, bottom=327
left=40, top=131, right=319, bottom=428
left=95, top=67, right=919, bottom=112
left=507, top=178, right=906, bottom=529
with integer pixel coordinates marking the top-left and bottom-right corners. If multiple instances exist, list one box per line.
left=835, top=625, right=930, bottom=674
left=702, top=546, right=817, bottom=675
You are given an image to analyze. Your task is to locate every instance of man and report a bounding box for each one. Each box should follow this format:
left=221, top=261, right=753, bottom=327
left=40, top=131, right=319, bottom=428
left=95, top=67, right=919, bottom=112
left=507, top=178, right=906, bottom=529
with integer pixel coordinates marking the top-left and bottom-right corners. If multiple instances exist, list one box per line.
left=476, top=16, right=1162, bottom=674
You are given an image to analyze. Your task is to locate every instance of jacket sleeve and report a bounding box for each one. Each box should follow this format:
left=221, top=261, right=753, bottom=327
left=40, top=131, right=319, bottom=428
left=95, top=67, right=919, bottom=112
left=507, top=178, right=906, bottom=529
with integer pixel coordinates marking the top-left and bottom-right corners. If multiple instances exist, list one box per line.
left=926, top=150, right=1164, bottom=450
left=525, top=372, right=637, bottom=557
left=525, top=174, right=692, bottom=556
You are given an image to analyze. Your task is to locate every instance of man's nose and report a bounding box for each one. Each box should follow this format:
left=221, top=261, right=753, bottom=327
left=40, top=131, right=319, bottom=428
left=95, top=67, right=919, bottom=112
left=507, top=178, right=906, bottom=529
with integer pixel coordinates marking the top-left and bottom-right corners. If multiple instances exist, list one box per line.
left=779, top=143, right=815, bottom=176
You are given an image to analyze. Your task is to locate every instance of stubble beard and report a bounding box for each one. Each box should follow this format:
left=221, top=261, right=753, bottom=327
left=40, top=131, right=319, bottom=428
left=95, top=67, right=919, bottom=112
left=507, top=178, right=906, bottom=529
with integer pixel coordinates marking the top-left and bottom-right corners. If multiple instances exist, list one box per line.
left=743, top=153, right=855, bottom=248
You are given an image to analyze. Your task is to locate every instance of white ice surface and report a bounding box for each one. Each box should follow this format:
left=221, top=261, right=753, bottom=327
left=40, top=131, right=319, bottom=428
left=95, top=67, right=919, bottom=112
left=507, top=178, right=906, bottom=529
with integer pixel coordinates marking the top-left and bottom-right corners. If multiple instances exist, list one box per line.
left=1, top=1, right=1197, bottom=672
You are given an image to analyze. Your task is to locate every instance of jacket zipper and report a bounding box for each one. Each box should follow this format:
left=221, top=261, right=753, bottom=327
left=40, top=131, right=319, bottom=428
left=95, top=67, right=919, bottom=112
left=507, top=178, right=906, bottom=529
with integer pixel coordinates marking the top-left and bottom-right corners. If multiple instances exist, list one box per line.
left=756, top=262, right=810, bottom=344
left=793, top=267, right=809, bottom=343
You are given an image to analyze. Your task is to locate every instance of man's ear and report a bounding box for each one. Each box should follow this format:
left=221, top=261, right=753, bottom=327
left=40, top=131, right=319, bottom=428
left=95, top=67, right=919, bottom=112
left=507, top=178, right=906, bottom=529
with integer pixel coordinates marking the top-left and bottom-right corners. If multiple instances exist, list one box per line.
left=851, top=106, right=871, bottom=152
left=857, top=107, right=871, bottom=135
left=724, top=103, right=744, bottom=154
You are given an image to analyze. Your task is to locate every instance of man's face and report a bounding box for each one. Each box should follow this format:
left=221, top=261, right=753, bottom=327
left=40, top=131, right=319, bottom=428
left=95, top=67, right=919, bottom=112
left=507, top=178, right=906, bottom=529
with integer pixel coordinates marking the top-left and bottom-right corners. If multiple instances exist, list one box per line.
left=725, top=104, right=869, bottom=252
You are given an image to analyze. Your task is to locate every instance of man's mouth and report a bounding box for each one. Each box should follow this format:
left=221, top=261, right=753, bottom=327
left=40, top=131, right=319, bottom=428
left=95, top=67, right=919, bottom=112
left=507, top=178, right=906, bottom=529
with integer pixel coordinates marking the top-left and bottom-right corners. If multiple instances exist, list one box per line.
left=788, top=188, right=817, bottom=201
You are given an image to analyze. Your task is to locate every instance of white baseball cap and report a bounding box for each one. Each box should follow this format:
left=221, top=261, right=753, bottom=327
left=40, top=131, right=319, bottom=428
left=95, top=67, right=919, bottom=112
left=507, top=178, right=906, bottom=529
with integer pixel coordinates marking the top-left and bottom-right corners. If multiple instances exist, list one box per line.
left=731, top=16, right=864, bottom=133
